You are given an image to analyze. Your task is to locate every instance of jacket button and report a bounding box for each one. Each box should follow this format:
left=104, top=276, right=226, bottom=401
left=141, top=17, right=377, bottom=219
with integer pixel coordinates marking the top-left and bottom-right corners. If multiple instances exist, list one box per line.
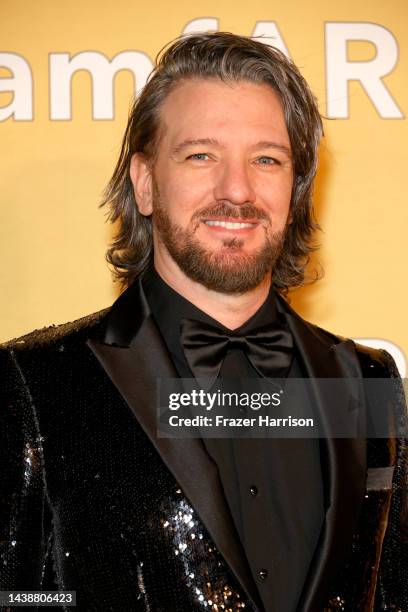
left=249, top=485, right=258, bottom=496
left=259, top=569, right=268, bottom=581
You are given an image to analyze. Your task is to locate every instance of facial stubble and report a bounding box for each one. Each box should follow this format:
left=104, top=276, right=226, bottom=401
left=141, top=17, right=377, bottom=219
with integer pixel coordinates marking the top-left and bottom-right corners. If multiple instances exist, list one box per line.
left=151, top=182, right=288, bottom=294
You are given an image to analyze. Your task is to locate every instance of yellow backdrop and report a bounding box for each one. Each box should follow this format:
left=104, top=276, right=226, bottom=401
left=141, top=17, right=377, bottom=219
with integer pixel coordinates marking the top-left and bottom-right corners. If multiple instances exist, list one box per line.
left=1, top=0, right=407, bottom=373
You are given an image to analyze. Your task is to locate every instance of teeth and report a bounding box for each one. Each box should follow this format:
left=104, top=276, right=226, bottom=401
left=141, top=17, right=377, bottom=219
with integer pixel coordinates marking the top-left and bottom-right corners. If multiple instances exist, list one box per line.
left=204, top=221, right=255, bottom=229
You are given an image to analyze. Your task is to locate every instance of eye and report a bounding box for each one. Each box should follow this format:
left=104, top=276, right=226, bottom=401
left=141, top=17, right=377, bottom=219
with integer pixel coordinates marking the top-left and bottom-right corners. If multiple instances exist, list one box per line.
left=256, top=156, right=279, bottom=166
left=187, top=153, right=210, bottom=161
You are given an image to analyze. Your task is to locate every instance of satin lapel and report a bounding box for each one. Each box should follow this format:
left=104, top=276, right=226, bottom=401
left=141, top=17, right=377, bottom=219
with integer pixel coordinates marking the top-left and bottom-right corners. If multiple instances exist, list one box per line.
left=276, top=297, right=367, bottom=612
left=86, top=281, right=262, bottom=611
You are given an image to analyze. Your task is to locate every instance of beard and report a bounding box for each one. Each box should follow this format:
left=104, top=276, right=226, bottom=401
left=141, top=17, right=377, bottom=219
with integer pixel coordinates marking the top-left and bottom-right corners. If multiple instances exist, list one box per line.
left=152, top=182, right=287, bottom=294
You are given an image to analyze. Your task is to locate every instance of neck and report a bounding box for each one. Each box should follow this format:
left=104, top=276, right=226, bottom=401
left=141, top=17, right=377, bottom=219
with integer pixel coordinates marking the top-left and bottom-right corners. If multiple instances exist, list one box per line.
left=153, top=251, right=272, bottom=330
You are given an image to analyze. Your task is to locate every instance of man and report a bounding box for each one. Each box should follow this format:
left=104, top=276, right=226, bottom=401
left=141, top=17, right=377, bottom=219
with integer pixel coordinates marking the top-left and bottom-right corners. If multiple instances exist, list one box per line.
left=0, top=32, right=406, bottom=612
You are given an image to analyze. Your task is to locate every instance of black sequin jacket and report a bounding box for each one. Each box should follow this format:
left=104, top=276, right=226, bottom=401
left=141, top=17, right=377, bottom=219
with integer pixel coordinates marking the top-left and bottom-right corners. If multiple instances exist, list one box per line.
left=0, top=279, right=407, bottom=611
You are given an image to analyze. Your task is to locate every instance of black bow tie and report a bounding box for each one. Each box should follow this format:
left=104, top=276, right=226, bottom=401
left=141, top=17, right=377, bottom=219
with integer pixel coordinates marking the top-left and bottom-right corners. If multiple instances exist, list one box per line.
left=180, top=318, right=293, bottom=384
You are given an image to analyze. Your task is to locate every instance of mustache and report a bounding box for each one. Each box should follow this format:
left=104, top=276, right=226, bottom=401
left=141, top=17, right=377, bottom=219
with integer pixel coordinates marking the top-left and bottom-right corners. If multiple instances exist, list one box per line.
left=191, top=201, right=270, bottom=222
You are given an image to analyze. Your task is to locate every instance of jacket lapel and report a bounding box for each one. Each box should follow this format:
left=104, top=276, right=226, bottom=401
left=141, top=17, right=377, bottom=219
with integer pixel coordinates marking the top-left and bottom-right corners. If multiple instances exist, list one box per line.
left=86, top=279, right=368, bottom=612
left=86, top=279, right=263, bottom=611
left=277, top=296, right=367, bottom=612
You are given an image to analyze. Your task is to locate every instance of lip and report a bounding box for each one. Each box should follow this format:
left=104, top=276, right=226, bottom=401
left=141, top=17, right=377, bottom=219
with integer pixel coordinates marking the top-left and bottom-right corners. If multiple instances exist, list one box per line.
left=201, top=217, right=260, bottom=234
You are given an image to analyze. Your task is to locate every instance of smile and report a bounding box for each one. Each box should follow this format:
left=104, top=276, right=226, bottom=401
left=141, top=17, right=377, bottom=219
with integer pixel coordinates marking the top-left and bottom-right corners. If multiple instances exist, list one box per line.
left=203, top=220, right=257, bottom=229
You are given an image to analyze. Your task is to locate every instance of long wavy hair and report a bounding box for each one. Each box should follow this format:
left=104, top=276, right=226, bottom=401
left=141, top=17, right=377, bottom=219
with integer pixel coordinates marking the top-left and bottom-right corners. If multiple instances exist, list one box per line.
left=101, top=32, right=323, bottom=291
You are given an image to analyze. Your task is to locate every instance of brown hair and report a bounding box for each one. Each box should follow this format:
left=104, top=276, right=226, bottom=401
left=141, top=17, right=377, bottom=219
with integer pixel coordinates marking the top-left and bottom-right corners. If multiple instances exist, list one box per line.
left=101, top=32, right=323, bottom=291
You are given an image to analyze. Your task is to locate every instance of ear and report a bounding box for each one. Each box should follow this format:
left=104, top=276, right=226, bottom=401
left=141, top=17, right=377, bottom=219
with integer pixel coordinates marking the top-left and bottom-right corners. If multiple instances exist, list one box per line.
left=129, top=153, right=153, bottom=216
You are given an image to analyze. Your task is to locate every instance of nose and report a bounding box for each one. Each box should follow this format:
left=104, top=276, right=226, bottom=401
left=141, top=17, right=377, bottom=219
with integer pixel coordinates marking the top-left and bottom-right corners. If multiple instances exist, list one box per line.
left=213, top=159, right=256, bottom=205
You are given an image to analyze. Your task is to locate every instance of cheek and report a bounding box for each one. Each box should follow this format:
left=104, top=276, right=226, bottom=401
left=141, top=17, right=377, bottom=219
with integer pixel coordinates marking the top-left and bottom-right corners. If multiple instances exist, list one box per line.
left=161, top=178, right=211, bottom=217
left=263, top=180, right=292, bottom=215
left=259, top=195, right=292, bottom=233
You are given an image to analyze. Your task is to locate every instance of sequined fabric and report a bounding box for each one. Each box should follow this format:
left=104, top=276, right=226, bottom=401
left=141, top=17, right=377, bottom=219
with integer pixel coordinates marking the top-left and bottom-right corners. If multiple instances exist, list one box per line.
left=0, top=314, right=255, bottom=611
left=323, top=348, right=408, bottom=612
left=0, top=312, right=407, bottom=611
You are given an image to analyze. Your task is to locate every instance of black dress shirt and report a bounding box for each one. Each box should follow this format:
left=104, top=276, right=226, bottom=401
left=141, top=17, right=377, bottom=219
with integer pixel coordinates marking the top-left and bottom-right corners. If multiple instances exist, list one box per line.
left=142, top=265, right=324, bottom=612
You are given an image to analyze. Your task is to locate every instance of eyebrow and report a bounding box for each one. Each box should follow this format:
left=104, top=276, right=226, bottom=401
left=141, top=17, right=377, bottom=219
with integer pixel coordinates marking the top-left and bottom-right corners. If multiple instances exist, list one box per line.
left=170, top=138, right=220, bottom=155
left=170, top=138, right=292, bottom=158
left=255, top=141, right=292, bottom=158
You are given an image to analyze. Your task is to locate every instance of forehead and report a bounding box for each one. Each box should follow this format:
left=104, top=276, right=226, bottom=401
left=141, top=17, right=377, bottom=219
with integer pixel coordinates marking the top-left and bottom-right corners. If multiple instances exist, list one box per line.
left=157, top=78, right=290, bottom=148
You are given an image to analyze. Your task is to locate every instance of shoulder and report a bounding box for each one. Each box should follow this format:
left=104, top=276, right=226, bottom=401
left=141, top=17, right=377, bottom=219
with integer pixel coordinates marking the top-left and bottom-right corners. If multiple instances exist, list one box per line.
left=0, top=309, right=111, bottom=388
left=312, top=322, right=398, bottom=378
left=314, top=322, right=396, bottom=377
left=0, top=308, right=110, bottom=355
left=0, top=308, right=111, bottom=404
left=352, top=342, right=400, bottom=378
left=279, top=295, right=398, bottom=379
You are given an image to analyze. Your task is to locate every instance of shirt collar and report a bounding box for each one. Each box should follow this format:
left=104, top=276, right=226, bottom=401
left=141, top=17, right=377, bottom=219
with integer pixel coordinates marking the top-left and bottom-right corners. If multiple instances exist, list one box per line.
left=142, top=262, right=280, bottom=367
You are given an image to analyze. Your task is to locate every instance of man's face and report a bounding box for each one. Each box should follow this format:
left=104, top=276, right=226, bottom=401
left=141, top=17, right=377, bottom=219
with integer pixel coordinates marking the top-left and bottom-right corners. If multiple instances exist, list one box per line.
left=131, top=78, right=294, bottom=293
